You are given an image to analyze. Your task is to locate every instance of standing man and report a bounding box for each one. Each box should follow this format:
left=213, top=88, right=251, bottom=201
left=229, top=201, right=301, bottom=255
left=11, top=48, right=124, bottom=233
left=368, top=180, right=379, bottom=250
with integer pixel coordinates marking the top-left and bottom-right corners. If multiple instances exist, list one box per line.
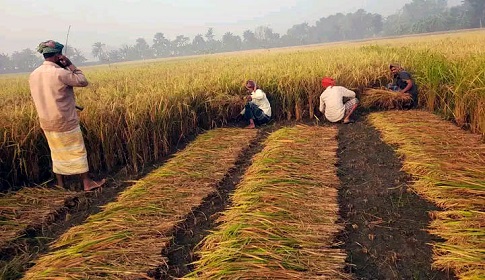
left=388, top=63, right=419, bottom=108
left=29, top=40, right=105, bottom=191
left=241, top=80, right=272, bottom=129
left=319, top=77, right=359, bottom=124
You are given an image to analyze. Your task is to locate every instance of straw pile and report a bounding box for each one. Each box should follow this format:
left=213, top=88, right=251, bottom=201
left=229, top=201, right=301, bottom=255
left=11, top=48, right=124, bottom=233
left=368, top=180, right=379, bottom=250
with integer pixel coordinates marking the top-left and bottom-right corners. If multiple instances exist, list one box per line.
left=185, top=125, right=349, bottom=280
left=360, top=88, right=413, bottom=109
left=369, top=111, right=484, bottom=280
left=23, top=128, right=257, bottom=280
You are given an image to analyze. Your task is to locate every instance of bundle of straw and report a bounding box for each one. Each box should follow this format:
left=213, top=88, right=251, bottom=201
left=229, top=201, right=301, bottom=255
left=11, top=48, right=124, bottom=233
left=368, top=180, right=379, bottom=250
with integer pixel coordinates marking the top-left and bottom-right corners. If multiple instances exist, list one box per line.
left=360, top=88, right=413, bottom=110
left=205, top=95, right=246, bottom=125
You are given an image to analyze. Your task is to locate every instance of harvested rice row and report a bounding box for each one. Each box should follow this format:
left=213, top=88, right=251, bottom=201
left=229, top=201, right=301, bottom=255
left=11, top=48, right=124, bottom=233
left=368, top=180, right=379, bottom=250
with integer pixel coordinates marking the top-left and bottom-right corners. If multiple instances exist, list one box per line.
left=23, top=128, right=258, bottom=280
left=185, top=125, right=348, bottom=280
left=0, top=186, right=79, bottom=250
left=368, top=110, right=485, bottom=280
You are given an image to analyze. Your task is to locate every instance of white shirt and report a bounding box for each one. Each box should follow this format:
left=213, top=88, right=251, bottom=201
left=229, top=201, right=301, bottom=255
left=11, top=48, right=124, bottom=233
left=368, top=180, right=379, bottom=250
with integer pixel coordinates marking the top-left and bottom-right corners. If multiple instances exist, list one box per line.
left=319, top=86, right=356, bottom=122
left=250, top=89, right=272, bottom=117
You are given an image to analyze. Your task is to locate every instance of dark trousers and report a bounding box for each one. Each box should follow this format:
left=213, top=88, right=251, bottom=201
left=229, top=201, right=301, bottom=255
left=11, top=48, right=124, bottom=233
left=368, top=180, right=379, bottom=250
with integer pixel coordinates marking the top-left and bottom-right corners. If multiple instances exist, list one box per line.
left=244, top=103, right=270, bottom=125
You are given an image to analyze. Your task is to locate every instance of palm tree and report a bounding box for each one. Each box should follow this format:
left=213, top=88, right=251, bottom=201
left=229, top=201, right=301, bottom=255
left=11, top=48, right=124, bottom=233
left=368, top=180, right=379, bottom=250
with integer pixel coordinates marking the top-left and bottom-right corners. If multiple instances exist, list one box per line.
left=92, top=42, right=106, bottom=62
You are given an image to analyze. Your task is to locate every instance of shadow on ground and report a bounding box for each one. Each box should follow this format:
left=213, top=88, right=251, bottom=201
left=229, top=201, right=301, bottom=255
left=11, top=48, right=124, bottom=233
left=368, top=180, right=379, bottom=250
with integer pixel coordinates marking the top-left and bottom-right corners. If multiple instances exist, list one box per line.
left=336, top=117, right=456, bottom=280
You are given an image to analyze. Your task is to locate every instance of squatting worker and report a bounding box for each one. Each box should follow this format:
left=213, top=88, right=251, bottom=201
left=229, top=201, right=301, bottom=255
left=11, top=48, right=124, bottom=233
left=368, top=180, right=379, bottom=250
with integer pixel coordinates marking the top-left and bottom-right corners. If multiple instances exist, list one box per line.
left=319, top=77, right=359, bottom=124
left=29, top=40, right=105, bottom=192
left=388, top=63, right=419, bottom=108
left=240, top=80, right=271, bottom=129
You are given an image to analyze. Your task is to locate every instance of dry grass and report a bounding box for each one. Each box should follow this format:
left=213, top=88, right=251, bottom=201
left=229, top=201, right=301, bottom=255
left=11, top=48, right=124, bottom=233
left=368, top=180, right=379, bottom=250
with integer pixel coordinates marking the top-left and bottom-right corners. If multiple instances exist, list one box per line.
left=0, top=186, right=79, bottom=249
left=23, top=128, right=257, bottom=280
left=185, top=125, right=349, bottom=280
left=360, top=88, right=413, bottom=109
left=369, top=110, right=485, bottom=280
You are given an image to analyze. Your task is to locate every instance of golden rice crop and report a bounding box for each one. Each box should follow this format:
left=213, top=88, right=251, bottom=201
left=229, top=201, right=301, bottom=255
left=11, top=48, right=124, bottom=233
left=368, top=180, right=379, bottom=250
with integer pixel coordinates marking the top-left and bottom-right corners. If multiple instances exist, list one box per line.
left=368, top=110, right=485, bottom=280
left=185, top=125, right=349, bottom=280
left=0, top=30, right=484, bottom=188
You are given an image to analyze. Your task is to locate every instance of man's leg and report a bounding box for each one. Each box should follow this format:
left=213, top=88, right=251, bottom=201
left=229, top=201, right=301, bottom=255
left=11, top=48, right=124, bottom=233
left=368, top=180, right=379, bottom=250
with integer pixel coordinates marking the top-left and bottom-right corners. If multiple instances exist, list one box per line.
left=55, top=173, right=64, bottom=188
left=81, top=172, right=106, bottom=192
left=343, top=98, right=359, bottom=124
left=243, top=103, right=259, bottom=129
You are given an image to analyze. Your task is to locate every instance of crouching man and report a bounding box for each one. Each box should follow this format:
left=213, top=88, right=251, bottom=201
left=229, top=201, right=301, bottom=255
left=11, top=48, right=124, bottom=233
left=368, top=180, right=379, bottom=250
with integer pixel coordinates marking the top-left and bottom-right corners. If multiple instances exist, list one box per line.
left=241, top=80, right=272, bottom=129
left=319, top=77, right=359, bottom=124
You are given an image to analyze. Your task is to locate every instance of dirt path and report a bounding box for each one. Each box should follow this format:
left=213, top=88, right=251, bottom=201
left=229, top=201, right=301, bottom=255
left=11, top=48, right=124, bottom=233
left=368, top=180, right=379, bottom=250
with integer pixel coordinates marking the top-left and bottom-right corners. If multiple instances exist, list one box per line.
left=336, top=118, right=456, bottom=280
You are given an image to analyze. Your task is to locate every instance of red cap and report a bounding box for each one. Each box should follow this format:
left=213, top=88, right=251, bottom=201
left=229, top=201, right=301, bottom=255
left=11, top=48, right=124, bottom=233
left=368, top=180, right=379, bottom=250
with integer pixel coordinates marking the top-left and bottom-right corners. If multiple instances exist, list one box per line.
left=321, top=77, right=335, bottom=87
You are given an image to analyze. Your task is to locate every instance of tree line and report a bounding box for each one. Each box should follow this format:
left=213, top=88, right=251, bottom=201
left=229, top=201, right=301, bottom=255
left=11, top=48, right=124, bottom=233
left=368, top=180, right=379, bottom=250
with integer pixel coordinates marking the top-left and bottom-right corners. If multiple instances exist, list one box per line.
left=1, top=0, right=483, bottom=74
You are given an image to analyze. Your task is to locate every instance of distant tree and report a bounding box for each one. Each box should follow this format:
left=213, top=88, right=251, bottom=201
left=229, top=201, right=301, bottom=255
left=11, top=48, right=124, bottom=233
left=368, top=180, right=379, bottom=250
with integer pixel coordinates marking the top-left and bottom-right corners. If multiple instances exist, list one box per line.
left=286, top=23, right=311, bottom=45
left=119, top=44, right=139, bottom=61
left=191, top=34, right=206, bottom=54
left=242, top=29, right=258, bottom=49
left=448, top=4, right=471, bottom=28
left=205, top=28, right=220, bottom=53
left=108, top=49, right=123, bottom=62
left=171, top=35, right=190, bottom=56
left=372, top=14, right=384, bottom=35
left=464, top=0, right=485, bottom=27
left=384, top=0, right=448, bottom=35
left=255, top=26, right=280, bottom=47
left=135, top=38, right=153, bottom=59
left=92, top=42, right=108, bottom=62
left=205, top=28, right=215, bottom=42
left=152, top=32, right=170, bottom=57
left=221, top=32, right=242, bottom=52
left=0, top=53, right=11, bottom=73
left=11, top=48, right=41, bottom=71
left=313, top=13, right=345, bottom=42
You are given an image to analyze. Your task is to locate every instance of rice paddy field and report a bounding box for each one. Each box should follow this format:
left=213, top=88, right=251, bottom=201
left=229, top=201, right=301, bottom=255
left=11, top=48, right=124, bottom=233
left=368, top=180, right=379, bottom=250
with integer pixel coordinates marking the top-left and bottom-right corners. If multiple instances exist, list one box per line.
left=0, top=30, right=484, bottom=279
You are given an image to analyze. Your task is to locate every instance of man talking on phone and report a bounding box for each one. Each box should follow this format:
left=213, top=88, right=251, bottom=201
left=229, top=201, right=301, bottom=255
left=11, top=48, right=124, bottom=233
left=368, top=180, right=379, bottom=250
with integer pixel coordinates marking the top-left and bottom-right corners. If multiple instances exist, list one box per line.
left=29, top=40, right=105, bottom=191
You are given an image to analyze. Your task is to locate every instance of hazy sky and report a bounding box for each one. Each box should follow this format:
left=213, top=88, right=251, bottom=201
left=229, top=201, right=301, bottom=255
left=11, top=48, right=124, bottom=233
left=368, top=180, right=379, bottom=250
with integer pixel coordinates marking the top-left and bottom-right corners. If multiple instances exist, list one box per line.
left=0, top=0, right=462, bottom=56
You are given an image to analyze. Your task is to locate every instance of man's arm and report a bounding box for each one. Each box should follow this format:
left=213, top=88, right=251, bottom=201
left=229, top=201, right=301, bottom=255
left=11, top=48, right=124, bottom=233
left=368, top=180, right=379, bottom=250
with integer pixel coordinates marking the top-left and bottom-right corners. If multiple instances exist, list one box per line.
left=399, top=72, right=413, bottom=93
left=341, top=87, right=356, bottom=98
left=59, top=67, right=89, bottom=87
left=251, top=89, right=265, bottom=100
left=400, top=79, right=413, bottom=93
left=319, top=94, right=325, bottom=113
left=57, top=55, right=89, bottom=87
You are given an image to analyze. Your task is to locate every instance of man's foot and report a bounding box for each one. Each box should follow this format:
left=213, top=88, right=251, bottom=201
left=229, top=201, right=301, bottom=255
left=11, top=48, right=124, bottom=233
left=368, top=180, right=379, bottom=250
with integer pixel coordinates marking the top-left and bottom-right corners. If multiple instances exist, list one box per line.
left=83, top=178, right=106, bottom=192
left=245, top=123, right=256, bottom=129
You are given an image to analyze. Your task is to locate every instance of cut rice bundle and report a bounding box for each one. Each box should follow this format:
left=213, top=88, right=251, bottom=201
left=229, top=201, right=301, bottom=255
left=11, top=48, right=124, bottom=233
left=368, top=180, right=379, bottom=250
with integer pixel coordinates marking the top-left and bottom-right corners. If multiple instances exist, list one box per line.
left=361, top=88, right=413, bottom=109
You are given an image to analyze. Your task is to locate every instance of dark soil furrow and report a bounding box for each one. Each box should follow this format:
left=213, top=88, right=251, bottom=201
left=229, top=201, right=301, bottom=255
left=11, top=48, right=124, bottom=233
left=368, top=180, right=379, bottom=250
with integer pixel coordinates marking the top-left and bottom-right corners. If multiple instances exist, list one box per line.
left=336, top=118, right=456, bottom=280
left=157, top=125, right=276, bottom=279
left=0, top=131, right=200, bottom=280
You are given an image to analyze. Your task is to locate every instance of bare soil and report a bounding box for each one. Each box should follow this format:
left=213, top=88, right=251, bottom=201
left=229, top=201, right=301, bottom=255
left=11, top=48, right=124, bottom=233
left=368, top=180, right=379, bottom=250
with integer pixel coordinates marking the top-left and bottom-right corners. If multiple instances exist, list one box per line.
left=336, top=114, right=456, bottom=280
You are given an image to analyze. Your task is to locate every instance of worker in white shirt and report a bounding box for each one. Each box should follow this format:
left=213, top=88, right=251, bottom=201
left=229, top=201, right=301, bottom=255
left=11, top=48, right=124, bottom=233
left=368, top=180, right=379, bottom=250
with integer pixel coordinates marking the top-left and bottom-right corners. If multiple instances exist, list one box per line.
left=319, top=77, right=359, bottom=124
left=241, top=80, right=272, bottom=129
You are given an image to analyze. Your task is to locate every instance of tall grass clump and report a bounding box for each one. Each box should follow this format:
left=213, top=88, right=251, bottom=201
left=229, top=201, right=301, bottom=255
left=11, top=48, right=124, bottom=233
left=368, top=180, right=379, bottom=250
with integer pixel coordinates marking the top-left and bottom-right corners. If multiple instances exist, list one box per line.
left=23, top=128, right=257, bottom=279
left=185, top=125, right=349, bottom=280
left=369, top=110, right=484, bottom=280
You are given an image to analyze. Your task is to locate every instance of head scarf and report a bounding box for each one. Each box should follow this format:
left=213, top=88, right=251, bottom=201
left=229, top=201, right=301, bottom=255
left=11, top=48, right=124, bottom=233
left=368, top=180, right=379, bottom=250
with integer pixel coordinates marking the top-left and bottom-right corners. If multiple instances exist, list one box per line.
left=321, top=77, right=335, bottom=88
left=37, top=40, right=64, bottom=55
left=246, top=80, right=257, bottom=90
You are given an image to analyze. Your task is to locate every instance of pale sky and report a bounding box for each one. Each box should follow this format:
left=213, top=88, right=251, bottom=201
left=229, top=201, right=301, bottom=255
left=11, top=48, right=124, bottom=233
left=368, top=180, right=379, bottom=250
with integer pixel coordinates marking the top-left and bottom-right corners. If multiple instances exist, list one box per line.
left=0, top=0, right=462, bottom=56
